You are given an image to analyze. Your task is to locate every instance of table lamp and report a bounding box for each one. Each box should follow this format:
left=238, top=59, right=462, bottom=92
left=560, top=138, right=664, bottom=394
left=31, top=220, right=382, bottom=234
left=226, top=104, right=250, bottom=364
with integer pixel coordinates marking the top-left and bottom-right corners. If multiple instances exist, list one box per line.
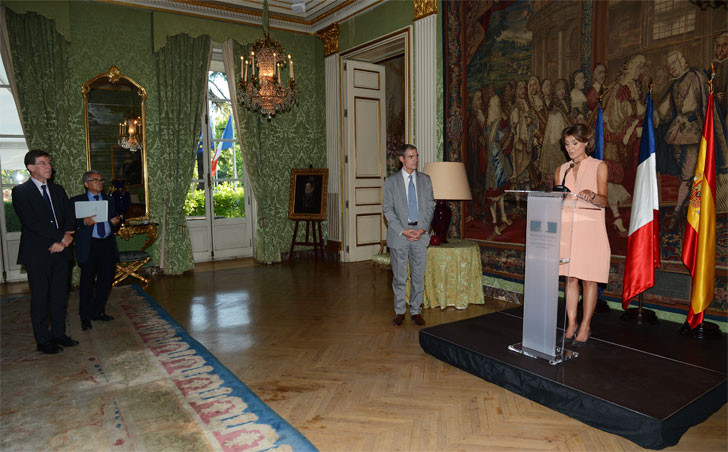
left=422, top=162, right=472, bottom=245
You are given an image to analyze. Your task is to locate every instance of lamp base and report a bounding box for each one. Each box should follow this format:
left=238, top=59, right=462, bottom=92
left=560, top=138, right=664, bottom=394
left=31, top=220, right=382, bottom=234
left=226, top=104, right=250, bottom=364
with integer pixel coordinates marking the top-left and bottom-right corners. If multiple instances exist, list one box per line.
left=430, top=200, right=451, bottom=245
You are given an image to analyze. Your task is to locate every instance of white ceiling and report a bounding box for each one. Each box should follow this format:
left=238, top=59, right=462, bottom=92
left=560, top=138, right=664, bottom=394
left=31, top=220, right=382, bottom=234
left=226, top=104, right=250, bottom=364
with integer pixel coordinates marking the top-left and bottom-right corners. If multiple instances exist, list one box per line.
left=112, top=0, right=384, bottom=34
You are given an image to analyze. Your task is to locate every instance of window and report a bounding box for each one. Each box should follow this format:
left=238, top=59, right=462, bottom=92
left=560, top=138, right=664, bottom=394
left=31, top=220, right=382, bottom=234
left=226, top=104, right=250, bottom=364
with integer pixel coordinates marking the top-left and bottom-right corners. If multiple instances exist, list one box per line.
left=653, top=0, right=696, bottom=41
left=0, top=54, right=29, bottom=233
left=185, top=67, right=245, bottom=219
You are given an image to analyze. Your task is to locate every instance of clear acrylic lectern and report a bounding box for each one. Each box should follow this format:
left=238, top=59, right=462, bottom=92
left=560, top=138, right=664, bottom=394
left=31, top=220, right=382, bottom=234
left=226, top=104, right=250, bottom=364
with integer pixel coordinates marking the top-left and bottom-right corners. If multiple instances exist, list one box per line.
left=505, top=190, right=580, bottom=365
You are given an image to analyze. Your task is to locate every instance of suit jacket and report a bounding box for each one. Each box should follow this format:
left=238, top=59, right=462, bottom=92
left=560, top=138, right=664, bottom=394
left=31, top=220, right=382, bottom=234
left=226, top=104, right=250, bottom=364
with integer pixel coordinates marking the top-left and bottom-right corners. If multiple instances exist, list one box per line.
left=12, top=179, right=75, bottom=264
left=383, top=170, right=435, bottom=249
left=71, top=192, right=119, bottom=265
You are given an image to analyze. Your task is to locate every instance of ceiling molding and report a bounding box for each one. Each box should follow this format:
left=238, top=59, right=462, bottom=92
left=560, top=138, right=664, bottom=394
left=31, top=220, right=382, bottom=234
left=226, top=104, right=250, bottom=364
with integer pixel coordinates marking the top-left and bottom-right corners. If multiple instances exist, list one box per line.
left=107, top=0, right=385, bottom=34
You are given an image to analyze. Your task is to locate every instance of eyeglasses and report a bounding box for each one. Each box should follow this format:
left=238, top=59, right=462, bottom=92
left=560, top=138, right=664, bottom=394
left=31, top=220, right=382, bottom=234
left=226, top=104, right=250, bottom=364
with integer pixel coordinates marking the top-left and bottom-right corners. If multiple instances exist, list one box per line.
left=33, top=161, right=51, bottom=167
left=88, top=178, right=105, bottom=183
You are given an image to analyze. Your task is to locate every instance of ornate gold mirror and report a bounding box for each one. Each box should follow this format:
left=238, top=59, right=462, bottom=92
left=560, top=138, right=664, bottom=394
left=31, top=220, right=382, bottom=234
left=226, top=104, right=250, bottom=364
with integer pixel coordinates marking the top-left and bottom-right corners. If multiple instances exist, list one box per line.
left=82, top=66, right=149, bottom=222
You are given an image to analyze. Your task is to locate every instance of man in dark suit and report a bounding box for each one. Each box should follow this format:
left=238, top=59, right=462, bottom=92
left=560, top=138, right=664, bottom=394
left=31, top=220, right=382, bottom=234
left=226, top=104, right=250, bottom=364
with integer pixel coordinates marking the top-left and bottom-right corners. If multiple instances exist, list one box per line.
left=12, top=150, right=77, bottom=354
left=71, top=171, right=121, bottom=331
left=382, top=144, right=435, bottom=327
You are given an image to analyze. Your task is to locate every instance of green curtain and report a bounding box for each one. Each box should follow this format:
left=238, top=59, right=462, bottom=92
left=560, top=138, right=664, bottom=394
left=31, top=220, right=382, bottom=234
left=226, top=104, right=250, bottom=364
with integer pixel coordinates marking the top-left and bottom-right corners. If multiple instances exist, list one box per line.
left=228, top=40, right=326, bottom=263
left=153, top=33, right=210, bottom=274
left=4, top=9, right=85, bottom=192
left=232, top=42, right=286, bottom=263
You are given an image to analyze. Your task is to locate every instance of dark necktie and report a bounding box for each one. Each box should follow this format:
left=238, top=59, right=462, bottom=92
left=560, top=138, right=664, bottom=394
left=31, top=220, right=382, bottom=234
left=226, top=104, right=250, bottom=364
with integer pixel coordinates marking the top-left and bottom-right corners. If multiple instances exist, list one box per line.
left=94, top=195, right=106, bottom=238
left=41, top=185, right=57, bottom=228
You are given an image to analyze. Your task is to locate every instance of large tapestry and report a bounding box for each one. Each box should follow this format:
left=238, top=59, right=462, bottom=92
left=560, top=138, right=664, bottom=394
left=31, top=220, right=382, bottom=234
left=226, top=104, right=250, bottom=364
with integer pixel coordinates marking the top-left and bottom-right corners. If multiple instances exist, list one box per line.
left=444, top=1, right=727, bottom=318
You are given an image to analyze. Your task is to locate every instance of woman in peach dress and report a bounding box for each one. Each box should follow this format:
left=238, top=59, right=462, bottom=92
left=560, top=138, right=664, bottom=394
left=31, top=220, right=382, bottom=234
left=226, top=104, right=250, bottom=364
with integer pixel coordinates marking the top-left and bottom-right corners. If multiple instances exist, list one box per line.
left=555, top=124, right=610, bottom=345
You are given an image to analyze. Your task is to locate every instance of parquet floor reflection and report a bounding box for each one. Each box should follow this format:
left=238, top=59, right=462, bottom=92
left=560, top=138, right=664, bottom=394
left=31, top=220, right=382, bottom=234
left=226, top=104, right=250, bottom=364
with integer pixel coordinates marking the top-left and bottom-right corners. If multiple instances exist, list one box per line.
left=143, top=258, right=727, bottom=452
left=3, top=258, right=726, bottom=451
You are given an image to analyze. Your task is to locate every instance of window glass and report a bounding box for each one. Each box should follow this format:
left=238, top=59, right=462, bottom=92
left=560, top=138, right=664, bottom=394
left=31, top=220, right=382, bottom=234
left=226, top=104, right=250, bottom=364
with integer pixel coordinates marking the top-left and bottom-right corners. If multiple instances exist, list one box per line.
left=185, top=69, right=245, bottom=220
left=0, top=88, right=24, bottom=135
left=184, top=181, right=206, bottom=218
left=0, top=51, right=28, bottom=235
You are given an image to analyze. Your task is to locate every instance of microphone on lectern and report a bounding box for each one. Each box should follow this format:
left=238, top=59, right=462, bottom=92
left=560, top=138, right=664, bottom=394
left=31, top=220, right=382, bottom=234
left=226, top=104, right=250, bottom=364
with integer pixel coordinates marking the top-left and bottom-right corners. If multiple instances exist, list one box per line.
left=553, top=163, right=574, bottom=193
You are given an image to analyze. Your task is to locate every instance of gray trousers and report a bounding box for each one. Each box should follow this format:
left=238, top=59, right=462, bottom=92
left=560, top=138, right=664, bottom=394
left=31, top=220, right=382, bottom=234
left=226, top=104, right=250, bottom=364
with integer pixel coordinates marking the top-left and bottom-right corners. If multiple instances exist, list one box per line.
left=390, top=240, right=428, bottom=315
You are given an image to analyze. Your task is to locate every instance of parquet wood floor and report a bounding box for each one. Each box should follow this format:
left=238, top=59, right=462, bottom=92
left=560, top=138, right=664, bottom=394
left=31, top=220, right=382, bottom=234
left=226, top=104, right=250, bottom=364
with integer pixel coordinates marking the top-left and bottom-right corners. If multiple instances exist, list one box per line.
left=2, top=258, right=725, bottom=451
left=143, top=258, right=727, bottom=452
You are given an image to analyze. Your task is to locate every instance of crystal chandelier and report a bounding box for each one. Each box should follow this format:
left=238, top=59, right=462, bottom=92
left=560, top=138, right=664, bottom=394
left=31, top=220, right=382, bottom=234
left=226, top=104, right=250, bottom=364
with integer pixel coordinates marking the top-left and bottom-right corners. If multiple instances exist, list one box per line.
left=237, top=1, right=298, bottom=119
left=118, top=115, right=142, bottom=153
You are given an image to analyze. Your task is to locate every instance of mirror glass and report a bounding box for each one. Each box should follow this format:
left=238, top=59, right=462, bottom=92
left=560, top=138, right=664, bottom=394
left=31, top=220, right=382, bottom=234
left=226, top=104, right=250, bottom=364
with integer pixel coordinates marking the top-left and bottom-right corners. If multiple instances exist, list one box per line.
left=83, top=66, right=148, bottom=222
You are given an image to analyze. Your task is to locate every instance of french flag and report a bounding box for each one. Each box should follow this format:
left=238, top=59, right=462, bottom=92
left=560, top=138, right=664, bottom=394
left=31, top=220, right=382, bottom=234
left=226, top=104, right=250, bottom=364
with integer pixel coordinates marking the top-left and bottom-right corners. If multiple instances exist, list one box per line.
left=621, top=91, right=660, bottom=309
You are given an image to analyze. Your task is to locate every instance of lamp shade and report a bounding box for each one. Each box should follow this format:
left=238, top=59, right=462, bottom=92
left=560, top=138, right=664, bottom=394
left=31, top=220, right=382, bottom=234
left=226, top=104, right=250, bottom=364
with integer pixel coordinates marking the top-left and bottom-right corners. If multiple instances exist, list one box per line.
left=422, top=162, right=472, bottom=200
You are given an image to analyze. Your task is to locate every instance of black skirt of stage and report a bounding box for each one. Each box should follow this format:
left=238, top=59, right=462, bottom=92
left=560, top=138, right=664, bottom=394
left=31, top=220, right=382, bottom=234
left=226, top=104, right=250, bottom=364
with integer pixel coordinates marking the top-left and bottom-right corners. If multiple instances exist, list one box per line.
left=419, top=306, right=727, bottom=450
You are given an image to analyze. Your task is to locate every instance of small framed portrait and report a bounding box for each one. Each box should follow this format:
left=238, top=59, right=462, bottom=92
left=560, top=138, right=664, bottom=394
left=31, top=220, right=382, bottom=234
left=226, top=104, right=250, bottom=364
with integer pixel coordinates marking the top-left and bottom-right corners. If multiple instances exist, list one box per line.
left=288, top=168, right=328, bottom=220
left=111, top=145, right=143, bottom=187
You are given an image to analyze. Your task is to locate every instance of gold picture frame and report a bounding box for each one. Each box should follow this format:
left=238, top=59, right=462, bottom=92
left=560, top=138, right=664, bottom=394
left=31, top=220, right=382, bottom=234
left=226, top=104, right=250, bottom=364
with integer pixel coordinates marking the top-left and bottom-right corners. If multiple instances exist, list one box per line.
left=288, top=168, right=328, bottom=220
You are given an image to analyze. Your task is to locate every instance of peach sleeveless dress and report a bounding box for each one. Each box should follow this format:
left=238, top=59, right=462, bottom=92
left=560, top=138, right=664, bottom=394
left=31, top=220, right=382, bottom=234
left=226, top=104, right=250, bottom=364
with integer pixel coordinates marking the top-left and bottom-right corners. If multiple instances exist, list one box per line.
left=558, top=156, right=611, bottom=283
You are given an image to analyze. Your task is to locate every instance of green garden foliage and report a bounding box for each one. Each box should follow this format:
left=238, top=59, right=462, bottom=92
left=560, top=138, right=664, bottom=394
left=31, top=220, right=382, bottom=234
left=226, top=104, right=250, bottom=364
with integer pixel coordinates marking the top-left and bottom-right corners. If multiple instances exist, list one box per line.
left=183, top=182, right=244, bottom=218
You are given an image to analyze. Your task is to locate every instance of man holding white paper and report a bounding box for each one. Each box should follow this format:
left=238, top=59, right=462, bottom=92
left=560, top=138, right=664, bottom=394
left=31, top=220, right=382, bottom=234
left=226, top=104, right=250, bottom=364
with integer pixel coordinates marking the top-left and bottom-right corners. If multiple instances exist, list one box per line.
left=71, top=171, right=121, bottom=331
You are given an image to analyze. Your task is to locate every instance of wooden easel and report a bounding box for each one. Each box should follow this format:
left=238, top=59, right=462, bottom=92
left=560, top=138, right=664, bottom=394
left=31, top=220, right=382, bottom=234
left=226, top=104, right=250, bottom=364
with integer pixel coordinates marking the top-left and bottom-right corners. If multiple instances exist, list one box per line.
left=289, top=219, right=324, bottom=261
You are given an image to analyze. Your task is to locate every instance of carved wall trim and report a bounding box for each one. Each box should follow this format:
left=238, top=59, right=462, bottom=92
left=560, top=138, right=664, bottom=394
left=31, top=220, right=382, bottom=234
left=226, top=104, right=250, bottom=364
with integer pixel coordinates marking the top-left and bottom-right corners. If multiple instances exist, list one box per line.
left=317, top=23, right=341, bottom=57
left=413, top=0, right=437, bottom=21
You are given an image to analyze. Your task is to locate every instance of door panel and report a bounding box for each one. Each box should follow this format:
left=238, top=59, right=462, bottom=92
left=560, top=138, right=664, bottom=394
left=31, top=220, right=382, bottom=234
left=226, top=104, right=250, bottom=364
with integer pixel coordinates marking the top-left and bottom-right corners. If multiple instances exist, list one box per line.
left=356, top=213, right=383, bottom=245
left=344, top=60, right=386, bottom=262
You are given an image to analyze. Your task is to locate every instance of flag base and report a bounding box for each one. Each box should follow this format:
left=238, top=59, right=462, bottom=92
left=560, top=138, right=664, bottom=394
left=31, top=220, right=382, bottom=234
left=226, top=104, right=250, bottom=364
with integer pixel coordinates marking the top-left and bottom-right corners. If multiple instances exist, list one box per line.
left=679, top=321, right=724, bottom=340
left=621, top=307, right=659, bottom=325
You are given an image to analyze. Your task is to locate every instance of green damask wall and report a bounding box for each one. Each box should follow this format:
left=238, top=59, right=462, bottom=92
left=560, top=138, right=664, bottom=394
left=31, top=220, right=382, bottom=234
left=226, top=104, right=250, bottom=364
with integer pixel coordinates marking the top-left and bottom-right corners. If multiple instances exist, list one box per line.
left=338, top=1, right=415, bottom=53
left=4, top=0, right=326, bottom=266
left=338, top=0, right=445, bottom=161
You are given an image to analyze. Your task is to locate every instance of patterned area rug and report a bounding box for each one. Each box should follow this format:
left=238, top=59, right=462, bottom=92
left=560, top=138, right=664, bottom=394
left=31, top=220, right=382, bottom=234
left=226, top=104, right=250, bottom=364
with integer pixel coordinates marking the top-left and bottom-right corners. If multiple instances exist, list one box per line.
left=0, top=285, right=317, bottom=452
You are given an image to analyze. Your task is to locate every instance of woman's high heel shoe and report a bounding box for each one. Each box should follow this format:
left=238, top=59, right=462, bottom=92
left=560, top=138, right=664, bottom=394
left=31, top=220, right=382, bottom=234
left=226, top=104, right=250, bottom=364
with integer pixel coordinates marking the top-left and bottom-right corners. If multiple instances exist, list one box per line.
left=572, top=329, right=591, bottom=346
left=562, top=324, right=579, bottom=344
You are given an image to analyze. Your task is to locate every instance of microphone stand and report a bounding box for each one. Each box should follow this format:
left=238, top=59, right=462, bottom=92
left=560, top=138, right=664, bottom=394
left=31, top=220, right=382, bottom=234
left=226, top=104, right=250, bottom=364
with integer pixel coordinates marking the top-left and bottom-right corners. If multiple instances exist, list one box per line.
left=553, top=163, right=574, bottom=193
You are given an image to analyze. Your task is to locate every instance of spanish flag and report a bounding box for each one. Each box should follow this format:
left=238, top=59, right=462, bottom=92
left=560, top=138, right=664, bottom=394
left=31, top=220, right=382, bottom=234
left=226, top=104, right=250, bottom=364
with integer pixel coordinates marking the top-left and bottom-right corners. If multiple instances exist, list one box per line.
left=682, top=93, right=716, bottom=329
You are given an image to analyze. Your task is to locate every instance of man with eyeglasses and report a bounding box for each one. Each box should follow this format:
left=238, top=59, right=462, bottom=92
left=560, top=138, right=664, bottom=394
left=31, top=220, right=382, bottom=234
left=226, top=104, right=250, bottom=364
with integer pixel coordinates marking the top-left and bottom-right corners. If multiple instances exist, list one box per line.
left=71, top=171, right=121, bottom=331
left=12, top=150, right=77, bottom=354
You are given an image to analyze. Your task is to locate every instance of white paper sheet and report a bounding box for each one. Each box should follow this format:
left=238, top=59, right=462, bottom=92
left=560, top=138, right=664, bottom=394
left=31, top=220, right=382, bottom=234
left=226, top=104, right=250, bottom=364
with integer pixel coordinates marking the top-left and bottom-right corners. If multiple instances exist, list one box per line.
left=74, top=200, right=108, bottom=222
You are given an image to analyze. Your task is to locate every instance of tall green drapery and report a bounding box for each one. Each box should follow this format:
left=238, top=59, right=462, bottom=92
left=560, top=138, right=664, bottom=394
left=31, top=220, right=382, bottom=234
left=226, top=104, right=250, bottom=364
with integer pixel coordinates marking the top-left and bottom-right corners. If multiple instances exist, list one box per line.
left=153, top=33, right=210, bottom=274
left=222, top=40, right=281, bottom=262
left=224, top=39, right=326, bottom=263
left=3, top=9, right=85, bottom=192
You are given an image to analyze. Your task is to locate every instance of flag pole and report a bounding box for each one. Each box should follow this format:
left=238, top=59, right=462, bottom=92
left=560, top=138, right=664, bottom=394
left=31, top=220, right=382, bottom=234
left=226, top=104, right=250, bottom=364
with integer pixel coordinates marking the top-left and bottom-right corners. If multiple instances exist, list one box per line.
left=621, top=292, right=658, bottom=325
left=679, top=65, right=722, bottom=340
left=594, top=86, right=610, bottom=313
left=620, top=79, right=658, bottom=325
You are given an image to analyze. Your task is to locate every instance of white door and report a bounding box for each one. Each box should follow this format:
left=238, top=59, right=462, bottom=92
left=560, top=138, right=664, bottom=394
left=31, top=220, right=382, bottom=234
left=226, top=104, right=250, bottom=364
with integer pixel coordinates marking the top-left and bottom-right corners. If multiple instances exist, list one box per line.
left=0, top=146, right=25, bottom=281
left=0, top=50, right=28, bottom=282
left=0, top=150, right=26, bottom=282
left=186, top=69, right=253, bottom=262
left=342, top=60, right=387, bottom=262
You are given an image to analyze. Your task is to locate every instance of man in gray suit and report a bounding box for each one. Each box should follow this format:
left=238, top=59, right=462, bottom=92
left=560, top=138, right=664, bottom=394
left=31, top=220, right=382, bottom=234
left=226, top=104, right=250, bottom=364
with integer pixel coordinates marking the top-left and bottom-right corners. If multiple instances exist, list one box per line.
left=383, top=144, right=435, bottom=327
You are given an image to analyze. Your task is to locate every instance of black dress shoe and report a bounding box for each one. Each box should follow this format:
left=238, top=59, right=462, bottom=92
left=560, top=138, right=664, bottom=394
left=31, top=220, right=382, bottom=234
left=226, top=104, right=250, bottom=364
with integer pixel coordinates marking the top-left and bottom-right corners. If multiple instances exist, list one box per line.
left=392, top=314, right=405, bottom=326
left=411, top=314, right=426, bottom=326
left=37, top=342, right=62, bottom=354
left=53, top=335, right=79, bottom=347
left=81, top=320, right=93, bottom=331
left=93, top=313, right=114, bottom=321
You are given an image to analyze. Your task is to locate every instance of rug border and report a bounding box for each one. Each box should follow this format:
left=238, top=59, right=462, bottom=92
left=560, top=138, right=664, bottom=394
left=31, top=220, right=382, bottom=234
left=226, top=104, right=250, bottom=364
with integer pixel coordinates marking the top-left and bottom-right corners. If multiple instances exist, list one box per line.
left=127, top=284, right=318, bottom=452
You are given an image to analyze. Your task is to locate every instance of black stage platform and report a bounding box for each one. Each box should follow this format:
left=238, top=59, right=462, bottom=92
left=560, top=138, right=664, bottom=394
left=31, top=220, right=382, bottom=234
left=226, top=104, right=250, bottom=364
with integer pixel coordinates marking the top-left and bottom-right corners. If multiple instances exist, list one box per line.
left=420, top=306, right=727, bottom=449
